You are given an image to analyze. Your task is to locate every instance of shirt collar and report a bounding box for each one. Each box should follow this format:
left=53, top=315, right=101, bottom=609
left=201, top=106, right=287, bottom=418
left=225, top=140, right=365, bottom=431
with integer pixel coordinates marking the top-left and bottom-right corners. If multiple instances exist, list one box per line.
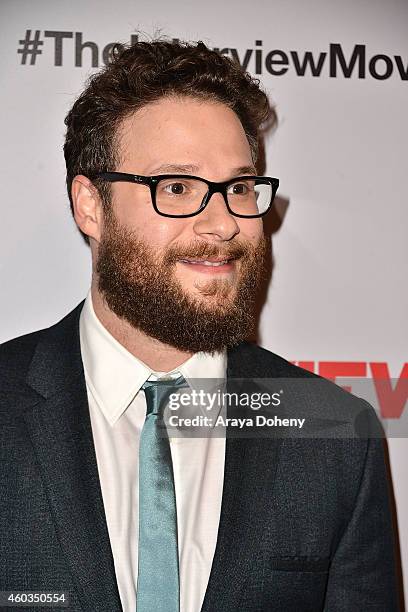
left=79, top=290, right=227, bottom=426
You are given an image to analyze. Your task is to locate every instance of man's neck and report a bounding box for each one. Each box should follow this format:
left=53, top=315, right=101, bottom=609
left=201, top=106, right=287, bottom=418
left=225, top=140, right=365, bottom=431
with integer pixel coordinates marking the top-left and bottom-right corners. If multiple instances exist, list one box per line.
left=91, top=286, right=194, bottom=372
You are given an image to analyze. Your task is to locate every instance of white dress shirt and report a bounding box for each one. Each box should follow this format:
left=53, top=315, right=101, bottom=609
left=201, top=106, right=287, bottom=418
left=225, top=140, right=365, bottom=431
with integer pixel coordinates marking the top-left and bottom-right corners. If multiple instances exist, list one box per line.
left=79, top=291, right=226, bottom=612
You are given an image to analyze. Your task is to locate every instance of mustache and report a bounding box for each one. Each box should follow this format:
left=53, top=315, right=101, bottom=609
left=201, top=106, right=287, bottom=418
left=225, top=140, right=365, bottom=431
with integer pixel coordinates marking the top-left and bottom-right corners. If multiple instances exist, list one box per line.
left=163, top=240, right=258, bottom=265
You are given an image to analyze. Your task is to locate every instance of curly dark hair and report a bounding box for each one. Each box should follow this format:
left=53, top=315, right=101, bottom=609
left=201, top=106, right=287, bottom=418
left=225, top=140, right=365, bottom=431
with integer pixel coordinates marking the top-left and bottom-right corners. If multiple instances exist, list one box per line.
left=64, top=38, right=277, bottom=244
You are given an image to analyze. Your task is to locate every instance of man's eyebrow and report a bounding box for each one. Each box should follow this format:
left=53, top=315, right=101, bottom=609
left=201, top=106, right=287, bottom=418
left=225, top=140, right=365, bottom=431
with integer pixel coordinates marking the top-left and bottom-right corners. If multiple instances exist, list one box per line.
left=148, top=164, right=200, bottom=175
left=233, top=165, right=257, bottom=176
left=148, top=164, right=258, bottom=176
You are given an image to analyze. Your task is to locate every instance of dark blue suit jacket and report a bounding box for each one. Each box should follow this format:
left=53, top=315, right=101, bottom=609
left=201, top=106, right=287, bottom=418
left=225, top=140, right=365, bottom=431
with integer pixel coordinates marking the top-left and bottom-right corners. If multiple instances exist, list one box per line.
left=0, top=301, right=400, bottom=611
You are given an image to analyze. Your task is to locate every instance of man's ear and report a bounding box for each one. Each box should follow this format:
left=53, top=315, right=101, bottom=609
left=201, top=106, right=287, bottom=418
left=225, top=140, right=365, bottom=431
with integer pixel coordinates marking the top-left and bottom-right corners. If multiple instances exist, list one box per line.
left=71, top=175, right=103, bottom=242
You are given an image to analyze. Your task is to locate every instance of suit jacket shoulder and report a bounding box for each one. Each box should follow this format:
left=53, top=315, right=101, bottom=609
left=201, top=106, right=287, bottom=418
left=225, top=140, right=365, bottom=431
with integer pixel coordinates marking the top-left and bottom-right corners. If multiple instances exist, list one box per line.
left=0, top=302, right=85, bottom=421
left=227, top=340, right=381, bottom=431
left=228, top=340, right=317, bottom=377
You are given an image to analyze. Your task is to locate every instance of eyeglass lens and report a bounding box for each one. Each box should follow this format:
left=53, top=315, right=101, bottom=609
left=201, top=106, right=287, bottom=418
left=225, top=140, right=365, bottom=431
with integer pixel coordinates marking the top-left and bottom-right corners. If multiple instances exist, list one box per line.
left=154, top=177, right=272, bottom=216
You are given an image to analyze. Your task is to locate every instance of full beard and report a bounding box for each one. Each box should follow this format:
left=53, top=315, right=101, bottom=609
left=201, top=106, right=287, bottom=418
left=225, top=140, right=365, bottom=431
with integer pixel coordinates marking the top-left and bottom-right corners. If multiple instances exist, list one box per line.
left=96, top=211, right=270, bottom=353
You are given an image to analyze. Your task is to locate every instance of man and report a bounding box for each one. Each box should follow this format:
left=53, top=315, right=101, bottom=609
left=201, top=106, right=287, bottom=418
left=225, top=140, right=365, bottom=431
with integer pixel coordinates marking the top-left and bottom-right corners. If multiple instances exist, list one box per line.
left=0, top=39, right=399, bottom=611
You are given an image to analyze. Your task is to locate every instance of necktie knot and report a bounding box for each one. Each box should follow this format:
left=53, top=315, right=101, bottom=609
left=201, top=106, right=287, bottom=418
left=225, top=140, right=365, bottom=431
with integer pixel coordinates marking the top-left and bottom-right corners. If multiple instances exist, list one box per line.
left=142, top=375, right=187, bottom=417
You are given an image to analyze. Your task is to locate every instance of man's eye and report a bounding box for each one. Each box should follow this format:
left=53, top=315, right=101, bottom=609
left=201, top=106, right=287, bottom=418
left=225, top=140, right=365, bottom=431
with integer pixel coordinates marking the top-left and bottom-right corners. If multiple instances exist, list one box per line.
left=228, top=182, right=250, bottom=195
left=163, top=182, right=187, bottom=195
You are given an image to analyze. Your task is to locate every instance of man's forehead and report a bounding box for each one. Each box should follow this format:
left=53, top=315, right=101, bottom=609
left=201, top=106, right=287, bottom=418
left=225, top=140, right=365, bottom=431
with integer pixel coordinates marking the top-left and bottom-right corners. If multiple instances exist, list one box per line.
left=116, top=97, right=254, bottom=173
left=147, top=163, right=257, bottom=176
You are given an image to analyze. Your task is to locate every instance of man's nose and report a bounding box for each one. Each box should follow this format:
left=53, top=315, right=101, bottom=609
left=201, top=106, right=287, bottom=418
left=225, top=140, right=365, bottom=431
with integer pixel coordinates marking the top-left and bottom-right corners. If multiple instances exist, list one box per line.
left=192, top=192, right=240, bottom=241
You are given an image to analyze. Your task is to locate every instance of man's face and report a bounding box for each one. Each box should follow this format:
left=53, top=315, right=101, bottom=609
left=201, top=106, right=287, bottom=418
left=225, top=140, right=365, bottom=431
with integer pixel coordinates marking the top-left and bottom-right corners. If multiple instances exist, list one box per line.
left=96, top=96, right=269, bottom=353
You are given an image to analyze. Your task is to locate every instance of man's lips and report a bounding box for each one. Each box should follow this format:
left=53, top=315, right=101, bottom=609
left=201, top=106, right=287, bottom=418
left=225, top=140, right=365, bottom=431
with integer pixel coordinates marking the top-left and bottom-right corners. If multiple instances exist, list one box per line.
left=177, top=257, right=236, bottom=273
left=179, top=257, right=231, bottom=265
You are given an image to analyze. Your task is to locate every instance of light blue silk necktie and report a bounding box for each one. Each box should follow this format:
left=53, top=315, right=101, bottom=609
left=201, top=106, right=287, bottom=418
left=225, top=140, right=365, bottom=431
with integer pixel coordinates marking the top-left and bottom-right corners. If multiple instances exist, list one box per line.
left=136, top=376, right=186, bottom=612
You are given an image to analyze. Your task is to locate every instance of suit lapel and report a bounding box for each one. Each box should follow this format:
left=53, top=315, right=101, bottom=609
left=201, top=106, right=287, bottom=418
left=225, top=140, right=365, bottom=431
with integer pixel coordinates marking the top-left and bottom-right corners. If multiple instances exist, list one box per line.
left=201, top=346, right=283, bottom=611
left=23, top=302, right=122, bottom=612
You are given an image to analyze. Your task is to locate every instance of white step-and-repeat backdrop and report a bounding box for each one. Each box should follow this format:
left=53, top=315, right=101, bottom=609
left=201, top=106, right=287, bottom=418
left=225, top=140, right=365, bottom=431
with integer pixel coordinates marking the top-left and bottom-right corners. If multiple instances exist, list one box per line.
left=1, top=0, right=407, bottom=605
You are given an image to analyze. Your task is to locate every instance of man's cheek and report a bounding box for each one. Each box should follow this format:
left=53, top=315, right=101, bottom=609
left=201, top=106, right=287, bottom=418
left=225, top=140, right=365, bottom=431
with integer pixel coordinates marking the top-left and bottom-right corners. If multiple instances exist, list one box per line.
left=238, top=218, right=263, bottom=240
left=153, top=222, right=186, bottom=248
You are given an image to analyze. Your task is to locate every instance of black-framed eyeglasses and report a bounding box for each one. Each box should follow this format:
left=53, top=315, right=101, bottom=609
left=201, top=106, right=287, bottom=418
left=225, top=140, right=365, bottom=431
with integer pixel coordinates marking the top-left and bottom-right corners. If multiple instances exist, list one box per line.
left=95, top=172, right=279, bottom=218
